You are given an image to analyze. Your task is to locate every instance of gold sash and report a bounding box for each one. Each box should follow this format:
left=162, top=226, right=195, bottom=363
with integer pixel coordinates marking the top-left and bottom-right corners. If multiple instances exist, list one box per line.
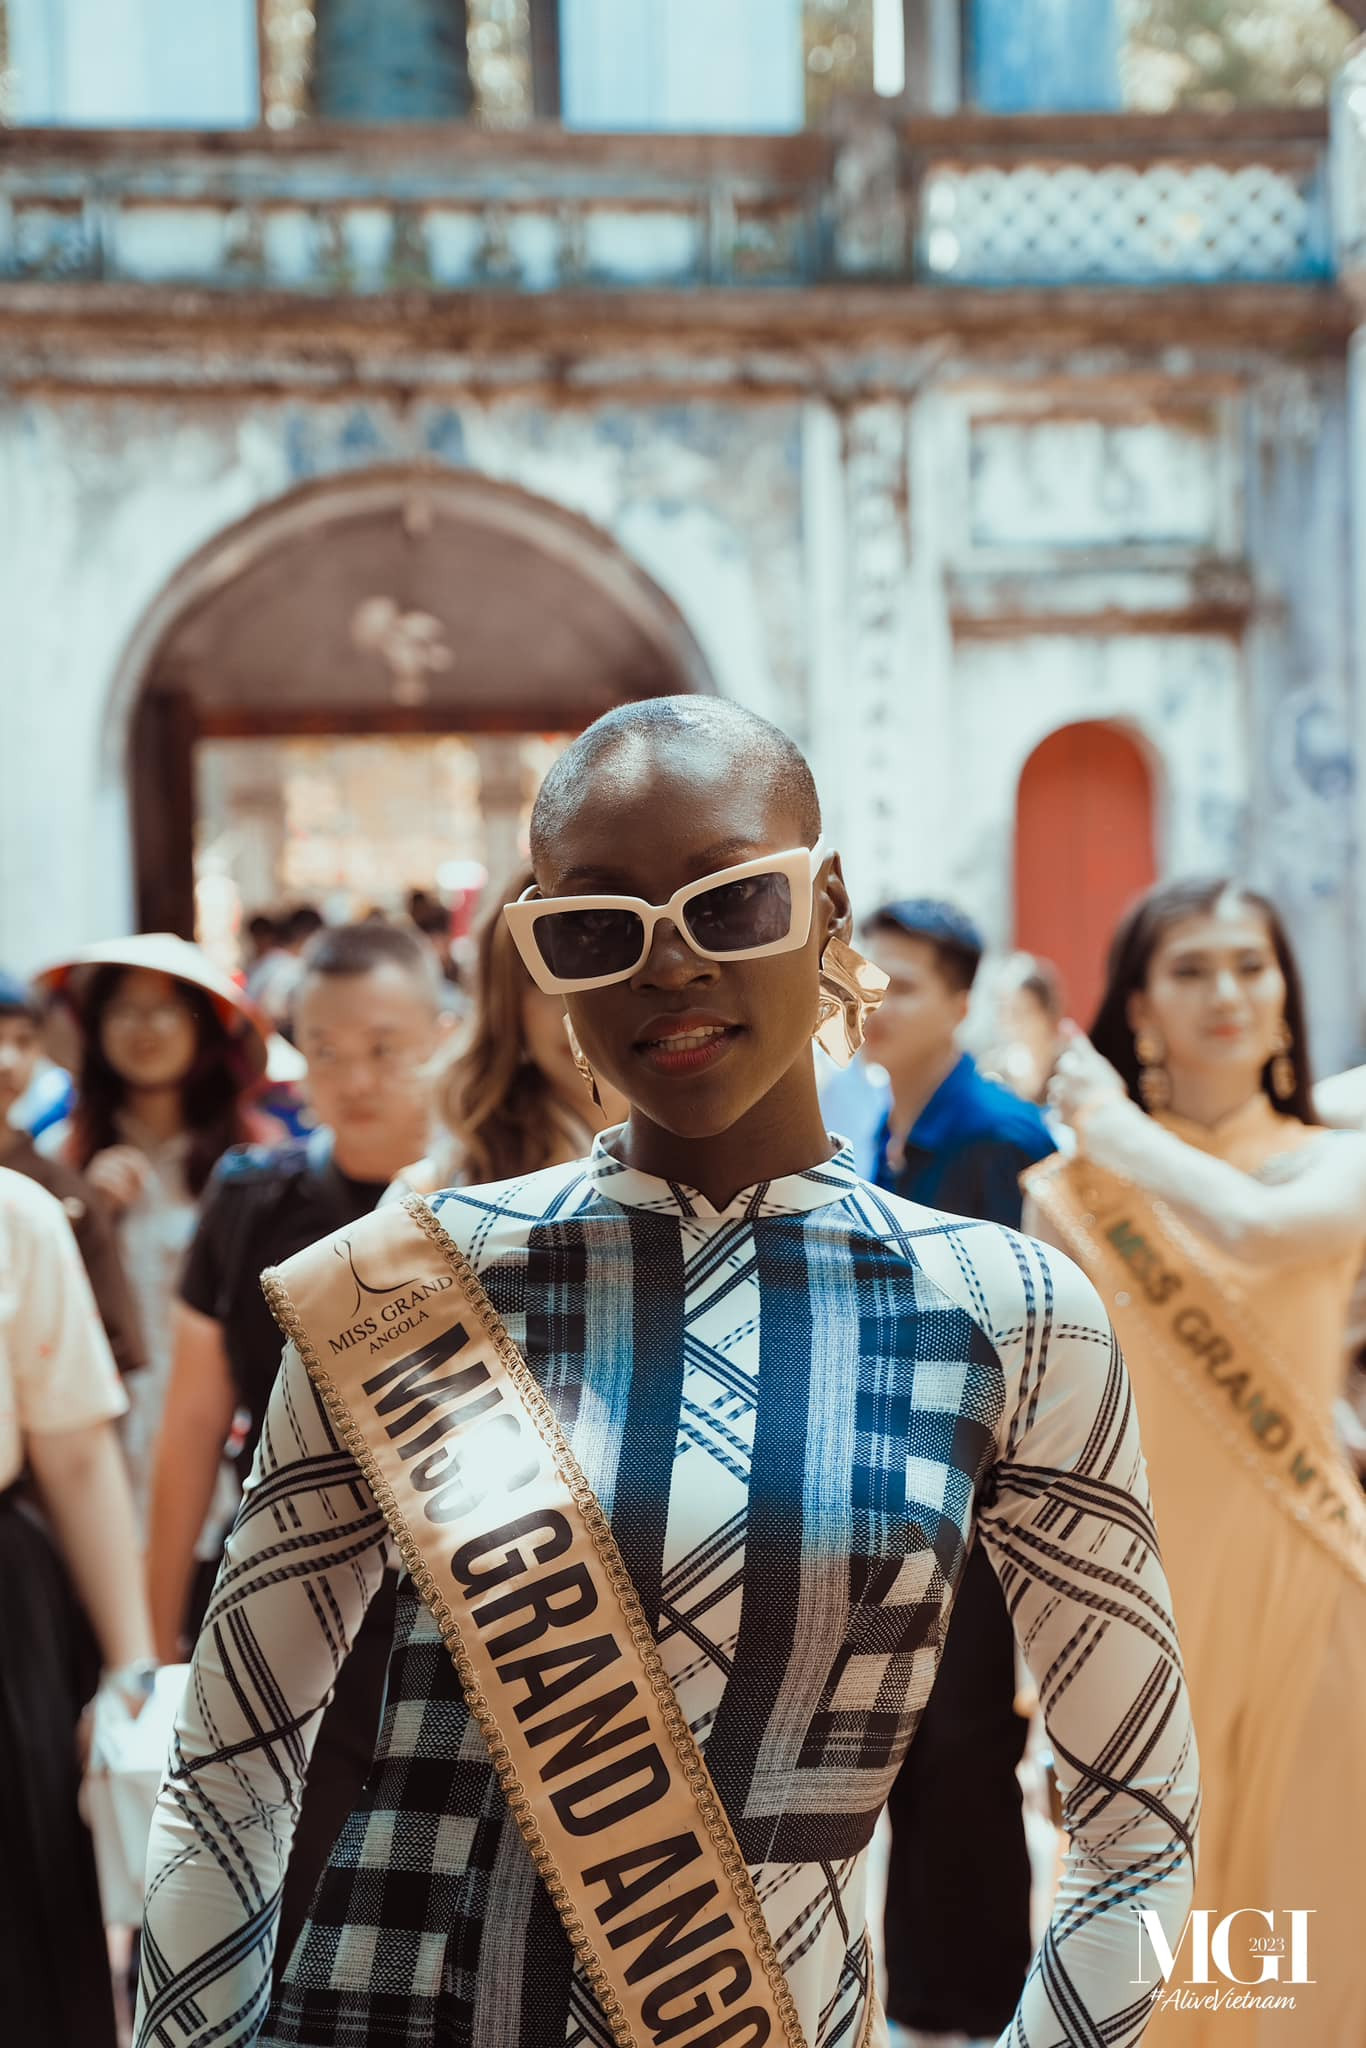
left=1025, top=1155, right=1366, bottom=1595
left=264, top=1194, right=884, bottom=2048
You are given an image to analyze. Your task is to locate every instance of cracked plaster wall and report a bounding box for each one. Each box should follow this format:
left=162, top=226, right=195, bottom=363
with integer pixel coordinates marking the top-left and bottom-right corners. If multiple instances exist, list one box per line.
left=1, top=363, right=1360, bottom=1068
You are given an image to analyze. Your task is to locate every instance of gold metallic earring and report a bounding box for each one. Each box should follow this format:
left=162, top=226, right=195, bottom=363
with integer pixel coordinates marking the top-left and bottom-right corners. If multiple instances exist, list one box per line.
left=1135, top=1028, right=1172, bottom=1113
left=813, top=935, right=889, bottom=1068
left=564, top=1017, right=603, bottom=1109
left=1270, top=1021, right=1296, bottom=1104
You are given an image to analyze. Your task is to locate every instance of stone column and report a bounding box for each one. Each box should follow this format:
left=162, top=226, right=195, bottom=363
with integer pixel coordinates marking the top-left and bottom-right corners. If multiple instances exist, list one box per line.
left=1329, top=43, right=1366, bottom=1066
left=902, top=0, right=964, bottom=114
left=809, top=396, right=955, bottom=915
left=1241, top=361, right=1359, bottom=1073
left=313, top=0, right=471, bottom=121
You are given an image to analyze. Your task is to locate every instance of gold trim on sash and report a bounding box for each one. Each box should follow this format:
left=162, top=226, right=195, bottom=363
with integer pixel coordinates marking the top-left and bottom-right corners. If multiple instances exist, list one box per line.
left=1026, top=1156, right=1366, bottom=1596
left=263, top=1194, right=850, bottom=2048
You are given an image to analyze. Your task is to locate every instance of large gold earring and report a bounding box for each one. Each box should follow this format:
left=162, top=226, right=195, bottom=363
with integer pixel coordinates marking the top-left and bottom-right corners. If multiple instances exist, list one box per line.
left=1134, top=1028, right=1171, bottom=1113
left=564, top=1017, right=602, bottom=1109
left=813, top=935, right=889, bottom=1068
left=1270, top=1022, right=1296, bottom=1104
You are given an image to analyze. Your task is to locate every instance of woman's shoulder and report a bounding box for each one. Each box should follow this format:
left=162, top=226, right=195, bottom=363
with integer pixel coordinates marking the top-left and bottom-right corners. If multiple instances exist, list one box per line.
left=844, top=1172, right=1105, bottom=1341
left=0, top=1164, right=97, bottom=1280
left=0, top=1161, right=72, bottom=1232
left=427, top=1154, right=597, bottom=1250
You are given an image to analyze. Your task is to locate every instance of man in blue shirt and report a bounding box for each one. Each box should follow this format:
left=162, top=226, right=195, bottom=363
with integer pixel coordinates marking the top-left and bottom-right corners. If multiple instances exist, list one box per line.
left=860, top=900, right=1055, bottom=2048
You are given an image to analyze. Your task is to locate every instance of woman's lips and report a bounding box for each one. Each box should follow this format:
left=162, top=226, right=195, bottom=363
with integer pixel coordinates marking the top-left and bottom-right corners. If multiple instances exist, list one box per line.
left=634, top=1017, right=743, bottom=1077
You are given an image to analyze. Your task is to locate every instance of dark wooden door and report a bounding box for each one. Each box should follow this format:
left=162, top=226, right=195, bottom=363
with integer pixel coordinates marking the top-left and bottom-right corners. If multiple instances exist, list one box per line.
left=130, top=688, right=197, bottom=937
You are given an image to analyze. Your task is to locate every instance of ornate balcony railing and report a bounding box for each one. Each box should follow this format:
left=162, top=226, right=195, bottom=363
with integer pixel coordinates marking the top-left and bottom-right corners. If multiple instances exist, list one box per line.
left=916, top=114, right=1332, bottom=285
left=0, top=108, right=1334, bottom=296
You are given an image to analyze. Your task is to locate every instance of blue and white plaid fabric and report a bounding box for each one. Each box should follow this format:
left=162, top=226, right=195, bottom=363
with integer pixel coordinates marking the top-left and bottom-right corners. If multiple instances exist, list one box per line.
left=136, top=1136, right=1198, bottom=2048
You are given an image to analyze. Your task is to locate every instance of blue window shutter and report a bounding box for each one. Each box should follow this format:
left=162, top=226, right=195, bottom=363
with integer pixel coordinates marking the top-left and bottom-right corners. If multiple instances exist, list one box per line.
left=970, top=0, right=1121, bottom=113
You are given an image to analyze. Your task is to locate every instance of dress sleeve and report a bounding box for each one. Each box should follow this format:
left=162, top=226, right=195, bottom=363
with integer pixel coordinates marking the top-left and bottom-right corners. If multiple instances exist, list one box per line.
left=134, top=1338, right=390, bottom=2048
left=971, top=1231, right=1199, bottom=2043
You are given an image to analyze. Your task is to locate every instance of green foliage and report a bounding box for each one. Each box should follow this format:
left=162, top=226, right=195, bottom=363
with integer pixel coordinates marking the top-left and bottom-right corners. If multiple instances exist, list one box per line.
left=1122, top=0, right=1357, bottom=108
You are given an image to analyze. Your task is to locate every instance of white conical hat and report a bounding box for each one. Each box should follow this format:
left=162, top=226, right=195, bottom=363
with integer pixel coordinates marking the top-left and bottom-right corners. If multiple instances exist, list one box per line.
left=33, top=933, right=274, bottom=1083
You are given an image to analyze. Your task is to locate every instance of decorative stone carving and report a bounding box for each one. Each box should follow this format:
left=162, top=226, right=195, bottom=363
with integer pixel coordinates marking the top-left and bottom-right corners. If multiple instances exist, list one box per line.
left=350, top=597, right=455, bottom=708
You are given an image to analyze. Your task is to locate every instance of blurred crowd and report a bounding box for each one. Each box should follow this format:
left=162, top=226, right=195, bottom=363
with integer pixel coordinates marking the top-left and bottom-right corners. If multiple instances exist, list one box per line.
left=4, top=857, right=1366, bottom=2048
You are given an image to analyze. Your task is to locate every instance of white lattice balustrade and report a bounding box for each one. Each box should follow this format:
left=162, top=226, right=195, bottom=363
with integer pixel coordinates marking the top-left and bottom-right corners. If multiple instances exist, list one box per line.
left=1333, top=44, right=1366, bottom=279
left=920, top=159, right=1326, bottom=285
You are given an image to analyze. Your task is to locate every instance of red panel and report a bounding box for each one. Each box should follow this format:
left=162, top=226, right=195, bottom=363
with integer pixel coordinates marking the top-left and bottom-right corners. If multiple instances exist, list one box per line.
left=1013, top=722, right=1157, bottom=1029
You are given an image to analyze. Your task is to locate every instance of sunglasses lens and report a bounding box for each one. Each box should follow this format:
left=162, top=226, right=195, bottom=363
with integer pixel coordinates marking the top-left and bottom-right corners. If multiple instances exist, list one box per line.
left=534, top=907, right=646, bottom=983
left=683, top=872, right=793, bottom=954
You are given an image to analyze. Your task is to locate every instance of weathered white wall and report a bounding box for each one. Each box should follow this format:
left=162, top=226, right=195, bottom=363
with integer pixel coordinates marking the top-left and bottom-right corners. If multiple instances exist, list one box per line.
left=947, top=632, right=1247, bottom=934
left=0, top=392, right=808, bottom=974
left=1241, top=368, right=1360, bottom=1068
left=2, top=361, right=1360, bottom=1068
left=7, top=0, right=258, bottom=127
left=560, top=0, right=804, bottom=132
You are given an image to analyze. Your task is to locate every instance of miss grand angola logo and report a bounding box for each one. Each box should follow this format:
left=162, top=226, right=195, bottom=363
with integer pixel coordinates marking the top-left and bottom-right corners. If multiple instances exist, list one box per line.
left=1134, top=1910, right=1315, bottom=2016
left=328, top=1237, right=454, bottom=1357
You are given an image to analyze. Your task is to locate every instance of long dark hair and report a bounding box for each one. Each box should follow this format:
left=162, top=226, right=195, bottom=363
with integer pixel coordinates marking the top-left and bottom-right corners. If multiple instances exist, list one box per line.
left=1089, top=877, right=1317, bottom=1125
left=431, top=870, right=595, bottom=1185
left=68, top=965, right=260, bottom=1194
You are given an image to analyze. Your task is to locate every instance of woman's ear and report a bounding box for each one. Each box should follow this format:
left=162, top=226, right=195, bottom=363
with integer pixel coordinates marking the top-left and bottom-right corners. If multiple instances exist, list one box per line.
left=1125, top=989, right=1149, bottom=1038
left=821, top=852, right=853, bottom=951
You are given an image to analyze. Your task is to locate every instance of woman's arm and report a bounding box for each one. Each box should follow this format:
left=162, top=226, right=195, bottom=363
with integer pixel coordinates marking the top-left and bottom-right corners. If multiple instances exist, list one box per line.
left=7, top=1171, right=149, bottom=1670
left=989, top=1241, right=1197, bottom=2040
left=1051, top=1034, right=1366, bottom=1264
left=1317, top=1062, right=1366, bottom=1130
left=29, top=1418, right=154, bottom=1672
left=1078, top=1095, right=1366, bottom=1262
left=911, top=1221, right=1199, bottom=2041
left=133, top=1338, right=390, bottom=2048
left=145, top=1302, right=238, bottom=1662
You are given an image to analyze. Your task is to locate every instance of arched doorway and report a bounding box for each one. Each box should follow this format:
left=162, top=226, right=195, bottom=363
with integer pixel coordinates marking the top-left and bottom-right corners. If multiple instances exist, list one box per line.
left=1013, top=721, right=1158, bottom=1028
left=115, top=468, right=716, bottom=936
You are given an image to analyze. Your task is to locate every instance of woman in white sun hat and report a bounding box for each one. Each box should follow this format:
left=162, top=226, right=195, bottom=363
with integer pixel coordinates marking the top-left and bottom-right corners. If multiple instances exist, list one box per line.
left=33, top=934, right=278, bottom=1520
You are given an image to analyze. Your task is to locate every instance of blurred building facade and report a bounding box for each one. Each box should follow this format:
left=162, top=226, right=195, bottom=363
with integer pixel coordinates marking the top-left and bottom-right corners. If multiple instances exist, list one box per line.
left=2, top=0, right=1366, bottom=1057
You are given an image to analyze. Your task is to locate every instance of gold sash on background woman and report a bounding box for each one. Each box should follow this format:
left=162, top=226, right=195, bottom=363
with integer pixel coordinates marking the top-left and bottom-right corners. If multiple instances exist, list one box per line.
left=263, top=1194, right=887, bottom=2048
left=1025, top=1155, right=1366, bottom=1596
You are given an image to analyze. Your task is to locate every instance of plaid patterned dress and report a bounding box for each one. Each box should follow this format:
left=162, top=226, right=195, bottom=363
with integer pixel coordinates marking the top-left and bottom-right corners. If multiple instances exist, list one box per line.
left=135, top=1138, right=1198, bottom=2048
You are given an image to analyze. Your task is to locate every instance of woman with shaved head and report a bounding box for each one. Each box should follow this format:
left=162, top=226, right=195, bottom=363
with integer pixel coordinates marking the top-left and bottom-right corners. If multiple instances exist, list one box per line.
left=136, top=699, right=1197, bottom=2048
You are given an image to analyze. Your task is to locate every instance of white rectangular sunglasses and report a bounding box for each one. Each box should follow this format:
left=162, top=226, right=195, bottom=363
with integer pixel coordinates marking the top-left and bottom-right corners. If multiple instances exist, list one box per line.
left=504, top=839, right=828, bottom=995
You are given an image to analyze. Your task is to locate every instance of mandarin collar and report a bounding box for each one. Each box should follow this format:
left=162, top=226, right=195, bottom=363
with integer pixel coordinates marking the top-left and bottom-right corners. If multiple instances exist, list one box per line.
left=586, top=1126, right=860, bottom=1221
